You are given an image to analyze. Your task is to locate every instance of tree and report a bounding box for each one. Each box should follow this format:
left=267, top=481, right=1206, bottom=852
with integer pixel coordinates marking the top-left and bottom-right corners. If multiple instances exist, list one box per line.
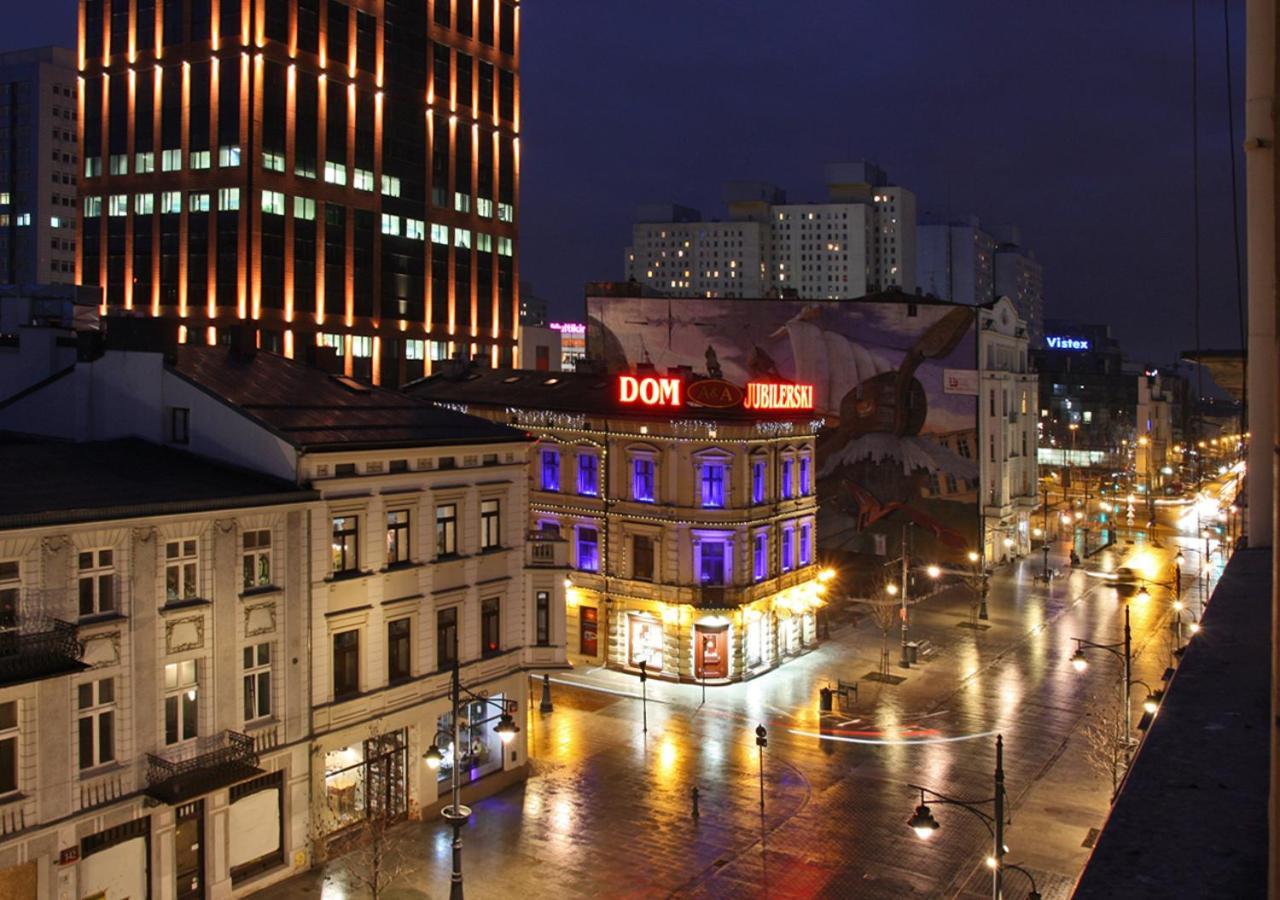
left=1082, top=683, right=1131, bottom=802
left=853, top=573, right=903, bottom=680
left=310, top=727, right=413, bottom=900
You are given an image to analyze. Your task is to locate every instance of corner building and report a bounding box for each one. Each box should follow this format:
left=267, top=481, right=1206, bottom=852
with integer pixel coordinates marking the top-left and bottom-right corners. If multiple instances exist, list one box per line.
left=77, top=0, right=520, bottom=385
left=408, top=368, right=828, bottom=683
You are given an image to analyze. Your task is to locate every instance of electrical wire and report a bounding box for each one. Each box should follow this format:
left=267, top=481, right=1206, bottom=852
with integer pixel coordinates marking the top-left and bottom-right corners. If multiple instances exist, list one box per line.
left=1191, top=0, right=1204, bottom=454
left=1222, top=0, right=1246, bottom=425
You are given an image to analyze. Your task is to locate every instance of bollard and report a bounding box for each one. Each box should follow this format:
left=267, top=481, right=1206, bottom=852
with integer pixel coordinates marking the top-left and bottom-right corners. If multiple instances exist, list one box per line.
left=691, top=785, right=700, bottom=819
left=819, top=686, right=833, bottom=712
left=539, top=673, right=553, bottom=713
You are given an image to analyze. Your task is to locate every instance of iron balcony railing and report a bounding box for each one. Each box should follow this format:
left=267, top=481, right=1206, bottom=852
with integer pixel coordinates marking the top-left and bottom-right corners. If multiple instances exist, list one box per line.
left=0, top=617, right=87, bottom=687
left=145, top=730, right=261, bottom=804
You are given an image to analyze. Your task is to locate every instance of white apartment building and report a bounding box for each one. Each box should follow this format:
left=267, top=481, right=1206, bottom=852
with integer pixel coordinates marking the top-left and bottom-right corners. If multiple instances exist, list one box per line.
left=978, top=298, right=1040, bottom=564
left=0, top=330, right=567, bottom=896
left=917, top=216, right=997, bottom=306
left=992, top=227, right=1045, bottom=348
left=1136, top=373, right=1176, bottom=495
left=0, top=437, right=315, bottom=899
left=624, top=163, right=916, bottom=299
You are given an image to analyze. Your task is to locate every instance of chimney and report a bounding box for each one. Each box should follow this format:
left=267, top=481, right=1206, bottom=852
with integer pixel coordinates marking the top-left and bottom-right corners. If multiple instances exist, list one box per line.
left=228, top=323, right=258, bottom=360
left=302, top=342, right=342, bottom=374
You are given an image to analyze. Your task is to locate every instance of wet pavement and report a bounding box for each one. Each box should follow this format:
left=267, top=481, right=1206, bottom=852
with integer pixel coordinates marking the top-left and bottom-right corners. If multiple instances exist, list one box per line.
left=254, top=486, right=1234, bottom=900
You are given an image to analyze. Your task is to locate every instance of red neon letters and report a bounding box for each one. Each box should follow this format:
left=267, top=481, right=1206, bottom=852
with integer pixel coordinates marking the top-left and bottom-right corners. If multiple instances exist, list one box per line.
left=744, top=382, right=815, bottom=411
left=618, top=375, right=683, bottom=407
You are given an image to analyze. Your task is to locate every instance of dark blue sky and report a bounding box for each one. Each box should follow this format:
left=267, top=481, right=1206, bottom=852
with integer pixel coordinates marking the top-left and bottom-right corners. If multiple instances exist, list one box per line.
left=9, top=1, right=1247, bottom=363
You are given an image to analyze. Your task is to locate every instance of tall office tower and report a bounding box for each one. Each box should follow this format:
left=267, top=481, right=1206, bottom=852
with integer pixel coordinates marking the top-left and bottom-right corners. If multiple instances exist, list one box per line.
left=624, top=163, right=916, bottom=300
left=917, top=215, right=996, bottom=305
left=77, top=0, right=520, bottom=385
left=0, top=47, right=80, bottom=286
left=991, top=224, right=1044, bottom=348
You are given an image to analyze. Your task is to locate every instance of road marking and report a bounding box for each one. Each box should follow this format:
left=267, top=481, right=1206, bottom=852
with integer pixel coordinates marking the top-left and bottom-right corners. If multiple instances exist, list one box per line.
left=788, top=727, right=999, bottom=746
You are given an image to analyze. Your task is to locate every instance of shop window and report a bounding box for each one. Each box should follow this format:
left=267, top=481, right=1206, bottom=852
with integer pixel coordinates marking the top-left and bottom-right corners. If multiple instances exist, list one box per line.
left=436, top=607, right=458, bottom=670
left=435, top=504, right=457, bottom=557
left=751, top=459, right=766, bottom=504
left=242, top=529, right=272, bottom=590
left=332, top=631, right=359, bottom=698
left=535, top=591, right=550, bottom=646
left=387, top=618, right=411, bottom=683
left=480, top=499, right=501, bottom=551
left=576, top=527, right=599, bottom=572
left=745, top=615, right=764, bottom=667
left=481, top=598, right=500, bottom=656
left=165, top=539, right=199, bottom=603
left=386, top=510, right=410, bottom=565
left=242, top=643, right=271, bottom=721
left=322, top=730, right=407, bottom=831
left=78, top=678, right=115, bottom=770
left=78, top=549, right=115, bottom=616
left=163, top=660, right=199, bottom=745
left=632, top=535, right=654, bottom=581
left=579, top=607, right=598, bottom=656
left=753, top=531, right=768, bottom=582
left=632, top=458, right=655, bottom=503
left=577, top=453, right=598, bottom=496
left=435, top=695, right=505, bottom=786
left=628, top=615, right=663, bottom=671
left=331, top=516, right=359, bottom=574
left=540, top=449, right=560, bottom=491
left=700, top=463, right=725, bottom=508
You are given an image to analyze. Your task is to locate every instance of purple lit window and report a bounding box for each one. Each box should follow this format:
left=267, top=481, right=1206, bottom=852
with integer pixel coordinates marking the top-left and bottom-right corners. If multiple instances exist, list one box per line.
left=781, top=459, right=794, bottom=499
left=799, top=457, right=811, bottom=495
left=540, top=449, right=560, bottom=492
left=699, top=541, right=727, bottom=585
left=576, top=527, right=599, bottom=572
left=632, top=458, right=655, bottom=503
left=781, top=525, right=794, bottom=572
left=799, top=522, right=812, bottom=566
left=753, top=532, right=768, bottom=582
left=700, top=463, right=725, bottom=508
left=751, top=460, right=766, bottom=504
left=577, top=453, right=598, bottom=496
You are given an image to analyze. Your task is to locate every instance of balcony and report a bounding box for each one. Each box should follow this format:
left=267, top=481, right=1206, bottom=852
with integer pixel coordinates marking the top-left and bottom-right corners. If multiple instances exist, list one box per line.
left=526, top=529, right=568, bottom=568
left=0, top=617, right=88, bottom=687
left=145, top=730, right=261, bottom=805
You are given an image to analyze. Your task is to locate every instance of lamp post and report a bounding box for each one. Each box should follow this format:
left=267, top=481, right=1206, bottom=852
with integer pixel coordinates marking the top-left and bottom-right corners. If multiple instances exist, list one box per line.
left=899, top=523, right=912, bottom=668
left=755, top=724, right=767, bottom=814
left=969, top=550, right=990, bottom=620
left=907, top=735, right=1014, bottom=900
left=1069, top=604, right=1135, bottom=740
left=422, top=661, right=521, bottom=900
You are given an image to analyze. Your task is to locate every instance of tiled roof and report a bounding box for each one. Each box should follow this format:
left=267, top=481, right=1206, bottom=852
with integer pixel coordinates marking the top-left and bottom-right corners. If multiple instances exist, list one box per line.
left=173, top=346, right=528, bottom=450
left=0, top=436, right=315, bottom=527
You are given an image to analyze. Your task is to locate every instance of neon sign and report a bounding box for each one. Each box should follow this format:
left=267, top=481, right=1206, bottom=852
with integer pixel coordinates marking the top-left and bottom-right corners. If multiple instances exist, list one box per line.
left=549, top=321, right=586, bottom=335
left=744, top=382, right=815, bottom=411
left=618, top=375, right=682, bottom=407
left=1045, top=335, right=1091, bottom=351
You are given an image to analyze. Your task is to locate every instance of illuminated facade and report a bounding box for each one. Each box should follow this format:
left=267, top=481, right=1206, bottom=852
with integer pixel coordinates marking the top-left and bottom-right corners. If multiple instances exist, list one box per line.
left=77, top=0, right=520, bottom=385
left=408, top=368, right=829, bottom=684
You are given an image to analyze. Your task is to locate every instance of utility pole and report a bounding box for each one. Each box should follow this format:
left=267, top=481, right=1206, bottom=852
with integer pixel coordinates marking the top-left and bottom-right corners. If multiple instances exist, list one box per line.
left=899, top=522, right=911, bottom=668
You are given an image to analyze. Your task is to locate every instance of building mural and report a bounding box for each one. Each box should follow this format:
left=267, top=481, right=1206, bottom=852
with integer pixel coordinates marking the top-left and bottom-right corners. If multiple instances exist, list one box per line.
left=587, top=296, right=981, bottom=566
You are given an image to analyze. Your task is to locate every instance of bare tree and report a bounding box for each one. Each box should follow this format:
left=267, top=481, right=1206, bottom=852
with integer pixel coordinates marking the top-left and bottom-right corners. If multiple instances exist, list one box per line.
left=1082, top=684, right=1130, bottom=802
left=310, top=727, right=413, bottom=900
left=852, top=572, right=902, bottom=679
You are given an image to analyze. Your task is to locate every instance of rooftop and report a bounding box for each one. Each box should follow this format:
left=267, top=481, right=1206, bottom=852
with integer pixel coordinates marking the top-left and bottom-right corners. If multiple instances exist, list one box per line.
left=173, top=345, right=528, bottom=451
left=0, top=436, right=315, bottom=528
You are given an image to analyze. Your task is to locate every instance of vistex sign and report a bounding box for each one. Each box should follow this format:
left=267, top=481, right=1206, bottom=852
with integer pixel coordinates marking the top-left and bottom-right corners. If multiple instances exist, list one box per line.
left=1045, top=335, right=1091, bottom=351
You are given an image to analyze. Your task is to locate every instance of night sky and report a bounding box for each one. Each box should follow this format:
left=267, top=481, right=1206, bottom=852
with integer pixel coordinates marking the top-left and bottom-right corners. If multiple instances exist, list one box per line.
left=8, top=1, right=1248, bottom=363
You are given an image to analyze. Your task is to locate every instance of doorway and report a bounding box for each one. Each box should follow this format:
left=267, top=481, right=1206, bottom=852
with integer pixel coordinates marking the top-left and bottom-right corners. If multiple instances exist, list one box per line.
left=175, top=800, right=204, bottom=900
left=694, top=625, right=728, bottom=679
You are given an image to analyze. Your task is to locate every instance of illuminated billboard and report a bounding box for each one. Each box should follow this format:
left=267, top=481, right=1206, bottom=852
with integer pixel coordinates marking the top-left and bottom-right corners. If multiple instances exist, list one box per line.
left=589, top=296, right=980, bottom=565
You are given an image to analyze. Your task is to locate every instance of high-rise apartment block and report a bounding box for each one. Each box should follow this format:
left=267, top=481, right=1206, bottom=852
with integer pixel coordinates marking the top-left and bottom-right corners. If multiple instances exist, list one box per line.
left=624, top=162, right=916, bottom=299
left=992, top=225, right=1044, bottom=348
left=0, top=47, right=81, bottom=286
left=77, top=0, right=521, bottom=385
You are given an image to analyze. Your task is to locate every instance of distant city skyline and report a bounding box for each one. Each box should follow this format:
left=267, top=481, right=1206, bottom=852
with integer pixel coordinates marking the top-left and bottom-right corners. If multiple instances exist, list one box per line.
left=4, top=1, right=1248, bottom=363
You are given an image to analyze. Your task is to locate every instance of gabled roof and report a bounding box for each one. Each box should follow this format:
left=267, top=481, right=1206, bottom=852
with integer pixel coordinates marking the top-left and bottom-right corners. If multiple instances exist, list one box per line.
left=0, top=436, right=315, bottom=528
left=172, top=346, right=528, bottom=450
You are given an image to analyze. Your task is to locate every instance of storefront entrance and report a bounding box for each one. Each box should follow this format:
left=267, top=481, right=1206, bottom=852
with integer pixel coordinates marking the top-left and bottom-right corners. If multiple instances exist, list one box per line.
left=628, top=614, right=664, bottom=672
left=694, top=625, right=728, bottom=679
left=175, top=800, right=204, bottom=900
left=580, top=606, right=598, bottom=657
left=323, top=729, right=408, bottom=833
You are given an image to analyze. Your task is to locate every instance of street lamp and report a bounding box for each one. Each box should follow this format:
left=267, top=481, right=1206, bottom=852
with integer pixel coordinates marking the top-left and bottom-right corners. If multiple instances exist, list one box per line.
left=1069, top=604, right=1136, bottom=740
left=907, top=735, right=1033, bottom=900
left=422, top=660, right=522, bottom=900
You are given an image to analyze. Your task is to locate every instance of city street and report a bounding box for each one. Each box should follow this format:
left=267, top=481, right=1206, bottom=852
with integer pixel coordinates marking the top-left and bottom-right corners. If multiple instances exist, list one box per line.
left=257, top=502, right=1230, bottom=900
